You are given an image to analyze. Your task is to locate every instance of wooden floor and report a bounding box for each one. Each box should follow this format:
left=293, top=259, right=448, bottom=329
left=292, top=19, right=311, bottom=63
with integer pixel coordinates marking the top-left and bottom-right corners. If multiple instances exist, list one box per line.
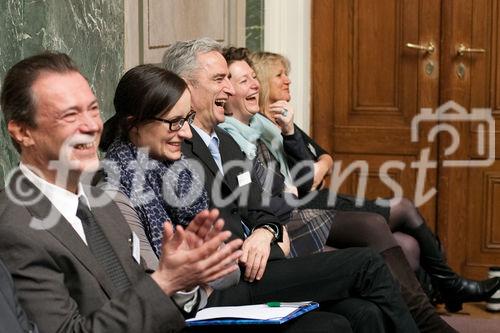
left=437, top=303, right=500, bottom=332
left=437, top=303, right=500, bottom=319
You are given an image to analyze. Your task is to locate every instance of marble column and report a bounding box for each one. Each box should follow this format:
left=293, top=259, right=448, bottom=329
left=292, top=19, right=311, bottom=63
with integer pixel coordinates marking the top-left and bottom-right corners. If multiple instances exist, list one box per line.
left=0, top=0, right=124, bottom=185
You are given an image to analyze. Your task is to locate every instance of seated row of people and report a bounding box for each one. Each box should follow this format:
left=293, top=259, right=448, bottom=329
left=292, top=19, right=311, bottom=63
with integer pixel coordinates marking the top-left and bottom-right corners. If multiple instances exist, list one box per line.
left=0, top=52, right=241, bottom=333
left=99, top=40, right=422, bottom=332
left=219, top=46, right=500, bottom=312
left=0, top=37, right=498, bottom=332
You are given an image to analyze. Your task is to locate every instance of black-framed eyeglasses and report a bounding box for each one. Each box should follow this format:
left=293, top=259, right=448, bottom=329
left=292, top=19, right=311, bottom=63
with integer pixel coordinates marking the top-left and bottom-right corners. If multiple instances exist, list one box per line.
left=152, top=111, right=196, bottom=131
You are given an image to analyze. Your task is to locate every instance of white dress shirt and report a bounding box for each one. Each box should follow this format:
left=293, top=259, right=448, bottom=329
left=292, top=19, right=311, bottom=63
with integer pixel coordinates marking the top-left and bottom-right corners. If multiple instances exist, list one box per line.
left=20, top=164, right=204, bottom=311
left=192, top=125, right=225, bottom=175
left=192, top=124, right=219, bottom=147
left=19, top=163, right=89, bottom=245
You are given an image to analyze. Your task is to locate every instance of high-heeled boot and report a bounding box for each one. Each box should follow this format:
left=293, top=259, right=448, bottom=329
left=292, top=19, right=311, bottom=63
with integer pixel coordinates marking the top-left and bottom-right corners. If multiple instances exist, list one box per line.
left=409, top=224, right=500, bottom=312
left=381, top=246, right=457, bottom=332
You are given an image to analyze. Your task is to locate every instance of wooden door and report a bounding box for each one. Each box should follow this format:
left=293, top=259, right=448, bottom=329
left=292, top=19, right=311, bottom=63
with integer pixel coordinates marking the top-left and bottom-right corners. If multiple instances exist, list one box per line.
left=312, top=0, right=500, bottom=277
left=312, top=0, right=441, bottom=229
left=438, top=0, right=500, bottom=279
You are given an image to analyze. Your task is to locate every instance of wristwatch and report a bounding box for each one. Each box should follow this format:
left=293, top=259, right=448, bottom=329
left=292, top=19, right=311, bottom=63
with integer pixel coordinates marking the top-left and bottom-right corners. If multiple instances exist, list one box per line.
left=255, top=224, right=279, bottom=244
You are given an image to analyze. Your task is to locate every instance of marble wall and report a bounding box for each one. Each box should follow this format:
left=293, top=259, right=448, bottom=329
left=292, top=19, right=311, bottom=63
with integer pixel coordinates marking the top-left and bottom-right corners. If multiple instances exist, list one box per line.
left=0, top=0, right=124, bottom=185
left=245, top=0, right=264, bottom=51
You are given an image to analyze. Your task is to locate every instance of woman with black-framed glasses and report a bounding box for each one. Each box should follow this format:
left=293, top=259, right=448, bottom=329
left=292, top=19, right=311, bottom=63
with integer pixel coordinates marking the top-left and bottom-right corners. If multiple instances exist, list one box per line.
left=98, top=65, right=241, bottom=313
left=100, top=65, right=194, bottom=162
left=99, top=65, right=200, bottom=253
left=151, top=110, right=196, bottom=131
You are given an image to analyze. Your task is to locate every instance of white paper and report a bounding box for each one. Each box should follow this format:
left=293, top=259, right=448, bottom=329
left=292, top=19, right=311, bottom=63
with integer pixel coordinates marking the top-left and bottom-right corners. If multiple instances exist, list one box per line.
left=186, top=303, right=310, bottom=322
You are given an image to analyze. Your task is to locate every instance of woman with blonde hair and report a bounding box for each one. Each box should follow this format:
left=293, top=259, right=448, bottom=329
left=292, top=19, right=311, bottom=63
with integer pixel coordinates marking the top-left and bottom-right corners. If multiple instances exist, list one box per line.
left=248, top=50, right=500, bottom=313
left=219, top=47, right=499, bottom=332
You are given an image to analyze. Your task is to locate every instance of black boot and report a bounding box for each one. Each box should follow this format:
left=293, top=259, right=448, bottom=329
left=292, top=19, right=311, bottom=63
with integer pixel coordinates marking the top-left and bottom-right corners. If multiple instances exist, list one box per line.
left=381, top=246, right=457, bottom=332
left=409, top=224, right=500, bottom=312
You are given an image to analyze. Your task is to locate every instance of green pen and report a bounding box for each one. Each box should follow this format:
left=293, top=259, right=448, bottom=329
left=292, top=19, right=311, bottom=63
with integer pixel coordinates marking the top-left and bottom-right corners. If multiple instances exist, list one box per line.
left=267, top=301, right=311, bottom=307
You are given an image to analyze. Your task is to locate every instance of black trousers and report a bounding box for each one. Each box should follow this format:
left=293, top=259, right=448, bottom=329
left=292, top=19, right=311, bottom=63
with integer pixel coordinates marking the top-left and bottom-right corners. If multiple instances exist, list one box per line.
left=208, top=248, right=418, bottom=333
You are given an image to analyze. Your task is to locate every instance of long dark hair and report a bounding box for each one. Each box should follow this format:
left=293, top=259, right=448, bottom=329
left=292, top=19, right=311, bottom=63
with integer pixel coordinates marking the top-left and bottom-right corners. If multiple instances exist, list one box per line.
left=100, top=64, right=188, bottom=151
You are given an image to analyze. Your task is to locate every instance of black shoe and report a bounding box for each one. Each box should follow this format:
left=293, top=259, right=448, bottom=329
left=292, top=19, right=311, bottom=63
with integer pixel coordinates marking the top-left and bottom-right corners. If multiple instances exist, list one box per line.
left=441, top=277, right=500, bottom=312
left=408, top=224, right=500, bottom=312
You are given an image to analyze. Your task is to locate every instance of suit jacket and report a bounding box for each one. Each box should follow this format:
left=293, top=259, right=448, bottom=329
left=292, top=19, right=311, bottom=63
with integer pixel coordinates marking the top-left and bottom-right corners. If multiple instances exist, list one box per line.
left=282, top=124, right=319, bottom=197
left=182, top=127, right=285, bottom=259
left=0, top=170, right=185, bottom=333
left=0, top=259, right=38, bottom=333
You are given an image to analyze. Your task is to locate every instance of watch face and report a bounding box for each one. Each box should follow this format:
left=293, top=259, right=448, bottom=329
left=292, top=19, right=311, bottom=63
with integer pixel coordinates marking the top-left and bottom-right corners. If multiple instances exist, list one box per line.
left=253, top=224, right=279, bottom=243
left=263, top=225, right=278, bottom=241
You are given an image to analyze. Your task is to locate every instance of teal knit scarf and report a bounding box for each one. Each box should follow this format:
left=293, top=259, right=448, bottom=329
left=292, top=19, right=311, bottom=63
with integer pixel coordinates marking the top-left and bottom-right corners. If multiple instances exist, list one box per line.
left=219, top=113, right=292, bottom=185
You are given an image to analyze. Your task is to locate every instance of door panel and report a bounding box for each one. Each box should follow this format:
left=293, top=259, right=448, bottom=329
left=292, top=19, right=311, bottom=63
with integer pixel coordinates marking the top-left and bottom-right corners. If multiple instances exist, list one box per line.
left=124, top=0, right=245, bottom=67
left=436, top=0, right=473, bottom=273
left=334, top=153, right=417, bottom=201
left=312, top=0, right=440, bottom=230
left=459, top=0, right=500, bottom=278
left=437, top=0, right=500, bottom=278
left=312, top=0, right=500, bottom=278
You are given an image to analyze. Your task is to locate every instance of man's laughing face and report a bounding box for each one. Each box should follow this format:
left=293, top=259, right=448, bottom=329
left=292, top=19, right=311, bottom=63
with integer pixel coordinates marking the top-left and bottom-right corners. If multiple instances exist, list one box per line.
left=187, top=51, right=235, bottom=133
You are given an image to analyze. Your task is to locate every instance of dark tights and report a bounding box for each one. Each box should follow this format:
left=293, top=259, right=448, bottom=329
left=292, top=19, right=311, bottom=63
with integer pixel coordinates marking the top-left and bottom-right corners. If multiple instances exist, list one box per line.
left=326, top=198, right=424, bottom=271
left=388, top=198, right=425, bottom=231
left=328, top=211, right=398, bottom=252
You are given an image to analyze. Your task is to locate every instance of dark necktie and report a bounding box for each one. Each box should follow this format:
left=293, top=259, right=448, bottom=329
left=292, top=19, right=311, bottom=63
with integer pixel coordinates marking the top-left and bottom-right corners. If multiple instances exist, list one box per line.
left=76, top=197, right=131, bottom=292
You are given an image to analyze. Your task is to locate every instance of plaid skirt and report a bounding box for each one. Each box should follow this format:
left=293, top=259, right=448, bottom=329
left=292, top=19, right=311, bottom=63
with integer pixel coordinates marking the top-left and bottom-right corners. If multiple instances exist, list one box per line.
left=286, top=208, right=336, bottom=258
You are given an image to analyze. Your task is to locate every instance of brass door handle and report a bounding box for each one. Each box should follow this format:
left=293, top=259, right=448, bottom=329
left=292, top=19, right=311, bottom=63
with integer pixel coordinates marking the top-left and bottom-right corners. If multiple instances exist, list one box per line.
left=406, top=42, right=435, bottom=54
left=457, top=44, right=486, bottom=56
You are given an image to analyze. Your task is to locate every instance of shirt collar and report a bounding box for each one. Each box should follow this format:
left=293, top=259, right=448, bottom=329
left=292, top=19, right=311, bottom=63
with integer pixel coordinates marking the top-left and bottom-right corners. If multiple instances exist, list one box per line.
left=19, top=163, right=91, bottom=217
left=192, top=125, right=219, bottom=148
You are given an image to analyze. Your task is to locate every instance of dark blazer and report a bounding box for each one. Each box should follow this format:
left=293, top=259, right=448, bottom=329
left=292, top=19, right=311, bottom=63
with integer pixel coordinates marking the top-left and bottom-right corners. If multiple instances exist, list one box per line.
left=282, top=124, right=322, bottom=197
left=0, top=259, right=38, bottom=333
left=0, top=170, right=185, bottom=333
left=182, top=127, right=285, bottom=258
left=181, top=129, right=419, bottom=333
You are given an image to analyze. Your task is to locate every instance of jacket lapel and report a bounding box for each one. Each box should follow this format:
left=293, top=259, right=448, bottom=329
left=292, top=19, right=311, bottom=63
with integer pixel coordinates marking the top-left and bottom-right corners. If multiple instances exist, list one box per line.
left=87, top=187, right=138, bottom=283
left=216, top=127, right=245, bottom=191
left=14, top=171, right=115, bottom=297
left=190, top=128, right=220, bottom=175
left=184, top=127, right=234, bottom=190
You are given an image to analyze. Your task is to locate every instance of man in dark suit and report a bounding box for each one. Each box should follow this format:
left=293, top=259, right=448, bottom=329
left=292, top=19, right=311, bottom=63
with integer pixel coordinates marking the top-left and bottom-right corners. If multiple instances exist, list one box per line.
left=162, top=38, right=420, bottom=332
left=0, top=52, right=243, bottom=332
left=0, top=259, right=38, bottom=333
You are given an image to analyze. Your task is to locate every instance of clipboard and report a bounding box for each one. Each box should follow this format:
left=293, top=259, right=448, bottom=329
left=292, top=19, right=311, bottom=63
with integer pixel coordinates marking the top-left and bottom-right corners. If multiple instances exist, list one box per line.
left=186, top=302, right=319, bottom=326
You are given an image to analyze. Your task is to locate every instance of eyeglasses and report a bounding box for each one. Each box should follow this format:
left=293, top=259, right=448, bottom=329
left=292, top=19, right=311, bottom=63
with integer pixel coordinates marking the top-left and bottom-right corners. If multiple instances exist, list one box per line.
left=152, top=111, right=196, bottom=131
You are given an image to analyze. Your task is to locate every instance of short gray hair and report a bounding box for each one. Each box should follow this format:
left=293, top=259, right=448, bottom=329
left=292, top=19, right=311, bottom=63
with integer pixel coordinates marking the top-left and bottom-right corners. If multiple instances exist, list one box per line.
left=162, top=37, right=223, bottom=82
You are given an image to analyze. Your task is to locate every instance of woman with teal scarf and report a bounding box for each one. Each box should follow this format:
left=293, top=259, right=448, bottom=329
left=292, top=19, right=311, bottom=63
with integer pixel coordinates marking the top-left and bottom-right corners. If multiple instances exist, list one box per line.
left=220, top=47, right=500, bottom=319
left=218, top=47, right=499, bottom=332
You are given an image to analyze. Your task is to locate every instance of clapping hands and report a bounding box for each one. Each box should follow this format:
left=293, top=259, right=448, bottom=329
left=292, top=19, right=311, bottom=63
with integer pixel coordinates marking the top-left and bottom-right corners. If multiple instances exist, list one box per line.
left=151, top=209, right=243, bottom=295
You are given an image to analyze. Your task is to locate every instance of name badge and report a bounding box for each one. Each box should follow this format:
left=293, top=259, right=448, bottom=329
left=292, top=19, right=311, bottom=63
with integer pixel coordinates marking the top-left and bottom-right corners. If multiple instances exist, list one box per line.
left=132, top=232, right=141, bottom=264
left=237, top=171, right=252, bottom=187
